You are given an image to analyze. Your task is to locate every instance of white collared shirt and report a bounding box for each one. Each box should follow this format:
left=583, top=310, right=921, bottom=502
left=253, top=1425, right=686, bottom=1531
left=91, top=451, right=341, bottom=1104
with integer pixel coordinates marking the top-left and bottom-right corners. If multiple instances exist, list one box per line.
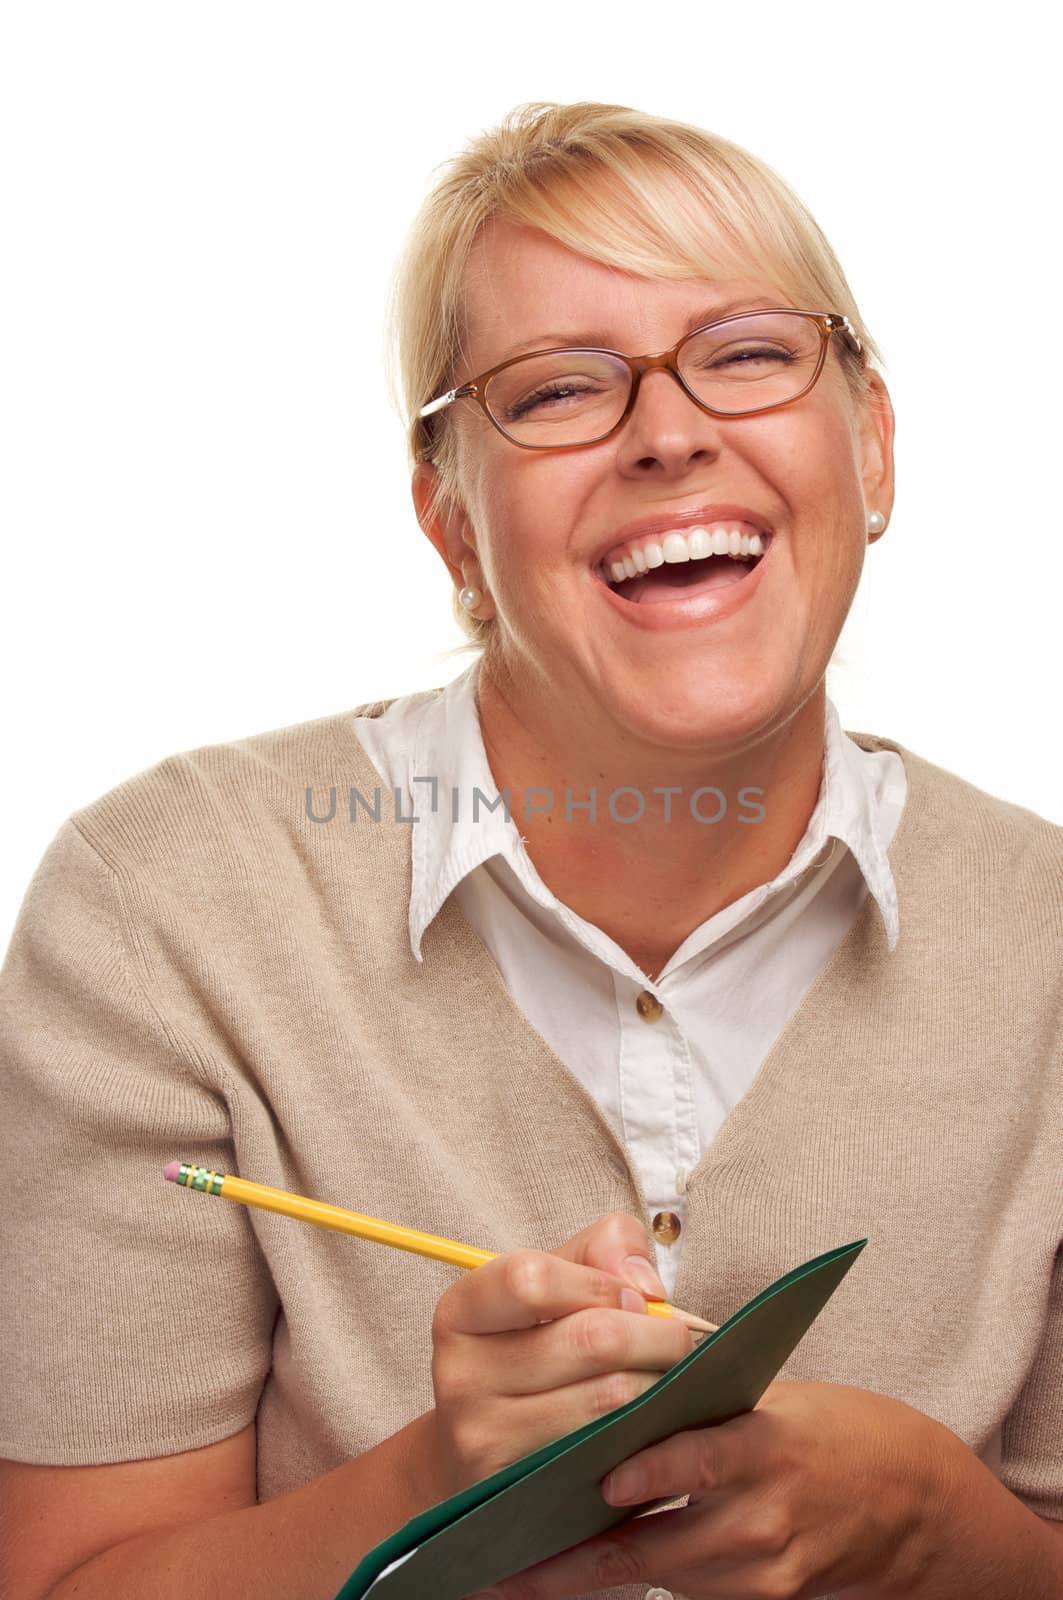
left=353, top=660, right=907, bottom=1300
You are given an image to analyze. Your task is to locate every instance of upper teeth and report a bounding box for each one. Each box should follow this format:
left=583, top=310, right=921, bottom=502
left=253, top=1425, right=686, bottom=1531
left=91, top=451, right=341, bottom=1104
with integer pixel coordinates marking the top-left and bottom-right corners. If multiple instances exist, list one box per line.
left=606, top=525, right=767, bottom=584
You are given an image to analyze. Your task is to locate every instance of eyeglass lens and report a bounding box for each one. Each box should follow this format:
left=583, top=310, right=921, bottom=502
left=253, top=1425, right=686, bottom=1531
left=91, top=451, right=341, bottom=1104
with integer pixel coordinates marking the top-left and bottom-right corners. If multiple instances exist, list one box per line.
left=484, top=312, right=824, bottom=445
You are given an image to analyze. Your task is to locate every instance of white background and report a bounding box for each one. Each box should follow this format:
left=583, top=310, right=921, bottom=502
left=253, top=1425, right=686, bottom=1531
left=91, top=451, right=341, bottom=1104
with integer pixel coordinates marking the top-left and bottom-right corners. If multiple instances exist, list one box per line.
left=1, top=2, right=1059, bottom=951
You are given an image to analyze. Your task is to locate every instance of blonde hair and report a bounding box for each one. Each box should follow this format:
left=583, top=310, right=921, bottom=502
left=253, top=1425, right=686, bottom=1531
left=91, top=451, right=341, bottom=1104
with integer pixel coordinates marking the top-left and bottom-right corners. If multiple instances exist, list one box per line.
left=385, top=101, right=884, bottom=656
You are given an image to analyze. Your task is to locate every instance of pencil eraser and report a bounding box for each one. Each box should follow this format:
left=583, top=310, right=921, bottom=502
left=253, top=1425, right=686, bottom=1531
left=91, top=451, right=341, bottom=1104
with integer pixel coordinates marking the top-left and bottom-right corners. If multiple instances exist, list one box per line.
left=162, top=1161, right=182, bottom=1182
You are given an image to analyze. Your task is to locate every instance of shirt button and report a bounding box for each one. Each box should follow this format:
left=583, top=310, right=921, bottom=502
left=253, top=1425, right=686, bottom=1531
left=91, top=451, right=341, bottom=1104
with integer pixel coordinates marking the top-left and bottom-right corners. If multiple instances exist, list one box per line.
left=652, top=1211, right=681, bottom=1244
left=645, top=1588, right=674, bottom=1599
left=636, top=989, right=664, bottom=1022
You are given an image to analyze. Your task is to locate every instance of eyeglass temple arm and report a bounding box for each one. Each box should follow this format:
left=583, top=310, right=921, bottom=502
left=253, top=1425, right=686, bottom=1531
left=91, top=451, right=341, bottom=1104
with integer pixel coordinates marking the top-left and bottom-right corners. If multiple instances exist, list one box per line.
left=829, top=314, right=863, bottom=357
left=418, top=383, right=477, bottom=420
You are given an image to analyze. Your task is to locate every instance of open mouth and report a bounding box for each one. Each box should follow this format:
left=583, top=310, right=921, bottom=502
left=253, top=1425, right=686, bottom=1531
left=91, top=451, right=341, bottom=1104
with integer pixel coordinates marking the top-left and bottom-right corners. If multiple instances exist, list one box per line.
left=598, top=533, right=773, bottom=606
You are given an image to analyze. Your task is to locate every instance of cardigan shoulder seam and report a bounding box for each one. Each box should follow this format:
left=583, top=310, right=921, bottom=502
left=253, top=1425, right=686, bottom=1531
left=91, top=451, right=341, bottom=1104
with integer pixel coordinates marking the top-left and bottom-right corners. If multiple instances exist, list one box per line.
left=64, top=815, right=233, bottom=1096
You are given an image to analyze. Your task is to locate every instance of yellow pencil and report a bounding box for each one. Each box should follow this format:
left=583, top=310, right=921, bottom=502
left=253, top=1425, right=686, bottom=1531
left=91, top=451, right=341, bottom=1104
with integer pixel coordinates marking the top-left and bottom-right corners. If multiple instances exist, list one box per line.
left=163, top=1162, right=718, bottom=1335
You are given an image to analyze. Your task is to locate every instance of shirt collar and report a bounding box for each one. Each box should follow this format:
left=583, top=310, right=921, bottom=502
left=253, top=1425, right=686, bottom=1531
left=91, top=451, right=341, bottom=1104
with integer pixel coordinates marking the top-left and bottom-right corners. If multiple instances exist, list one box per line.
left=403, top=658, right=900, bottom=960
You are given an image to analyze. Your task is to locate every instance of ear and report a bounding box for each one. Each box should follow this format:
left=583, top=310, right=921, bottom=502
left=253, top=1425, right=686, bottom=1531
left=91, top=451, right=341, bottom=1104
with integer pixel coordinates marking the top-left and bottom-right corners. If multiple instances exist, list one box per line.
left=857, top=371, right=896, bottom=545
left=411, top=462, right=483, bottom=580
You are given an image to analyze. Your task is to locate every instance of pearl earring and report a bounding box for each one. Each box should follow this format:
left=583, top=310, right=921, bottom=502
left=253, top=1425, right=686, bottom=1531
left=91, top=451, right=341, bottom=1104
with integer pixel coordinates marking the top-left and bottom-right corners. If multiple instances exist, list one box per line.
left=867, top=511, right=886, bottom=535
left=458, top=585, right=483, bottom=611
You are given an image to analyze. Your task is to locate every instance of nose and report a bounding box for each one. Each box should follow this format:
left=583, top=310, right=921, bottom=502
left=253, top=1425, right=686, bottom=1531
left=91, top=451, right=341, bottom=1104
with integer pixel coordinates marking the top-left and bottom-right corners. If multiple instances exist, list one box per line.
left=614, top=364, right=725, bottom=476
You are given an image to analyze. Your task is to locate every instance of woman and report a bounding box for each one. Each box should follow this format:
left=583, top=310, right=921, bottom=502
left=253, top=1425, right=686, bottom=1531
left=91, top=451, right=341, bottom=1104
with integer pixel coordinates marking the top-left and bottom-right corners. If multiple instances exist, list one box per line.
left=1, top=102, right=1060, bottom=1600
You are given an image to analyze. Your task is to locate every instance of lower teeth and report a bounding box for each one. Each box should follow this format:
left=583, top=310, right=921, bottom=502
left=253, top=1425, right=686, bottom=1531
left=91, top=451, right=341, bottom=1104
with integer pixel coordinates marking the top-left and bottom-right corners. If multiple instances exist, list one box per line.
left=612, top=554, right=756, bottom=593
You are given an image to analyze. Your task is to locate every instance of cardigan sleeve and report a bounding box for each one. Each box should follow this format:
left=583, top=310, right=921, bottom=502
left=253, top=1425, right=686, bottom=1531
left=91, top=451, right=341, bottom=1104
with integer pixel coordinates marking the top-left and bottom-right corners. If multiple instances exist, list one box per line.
left=999, top=1240, right=1063, bottom=1522
left=0, top=818, right=279, bottom=1465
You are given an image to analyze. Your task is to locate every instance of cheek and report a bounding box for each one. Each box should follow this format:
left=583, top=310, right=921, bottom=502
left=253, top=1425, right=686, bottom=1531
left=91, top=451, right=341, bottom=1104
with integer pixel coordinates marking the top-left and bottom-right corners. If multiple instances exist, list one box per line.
left=477, top=464, right=590, bottom=593
left=784, top=422, right=867, bottom=561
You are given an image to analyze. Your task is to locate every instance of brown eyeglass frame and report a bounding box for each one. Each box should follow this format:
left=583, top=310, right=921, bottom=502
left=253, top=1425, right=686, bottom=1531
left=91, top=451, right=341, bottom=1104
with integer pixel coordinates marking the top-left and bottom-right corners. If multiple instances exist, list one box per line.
left=416, top=309, right=864, bottom=452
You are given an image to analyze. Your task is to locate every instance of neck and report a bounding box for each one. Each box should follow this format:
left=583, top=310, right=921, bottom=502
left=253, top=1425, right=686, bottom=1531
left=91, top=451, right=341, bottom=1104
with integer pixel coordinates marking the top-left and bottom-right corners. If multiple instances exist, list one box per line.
left=474, top=661, right=828, bottom=982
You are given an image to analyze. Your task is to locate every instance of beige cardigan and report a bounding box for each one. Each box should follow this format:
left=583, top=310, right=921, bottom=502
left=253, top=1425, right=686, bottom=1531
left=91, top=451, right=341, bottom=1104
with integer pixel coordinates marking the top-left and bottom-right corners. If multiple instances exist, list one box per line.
left=1, top=698, right=1060, bottom=1598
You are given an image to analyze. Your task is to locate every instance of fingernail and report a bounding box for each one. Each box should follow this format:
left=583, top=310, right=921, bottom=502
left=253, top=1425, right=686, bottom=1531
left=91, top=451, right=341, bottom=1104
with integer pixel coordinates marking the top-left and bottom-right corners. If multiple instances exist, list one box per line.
left=620, top=1287, right=647, bottom=1313
left=623, top=1255, right=666, bottom=1298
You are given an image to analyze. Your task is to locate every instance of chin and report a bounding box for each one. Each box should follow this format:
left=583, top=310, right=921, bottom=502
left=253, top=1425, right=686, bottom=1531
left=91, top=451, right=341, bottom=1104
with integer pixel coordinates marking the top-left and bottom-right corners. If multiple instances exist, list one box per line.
left=611, top=675, right=790, bottom=755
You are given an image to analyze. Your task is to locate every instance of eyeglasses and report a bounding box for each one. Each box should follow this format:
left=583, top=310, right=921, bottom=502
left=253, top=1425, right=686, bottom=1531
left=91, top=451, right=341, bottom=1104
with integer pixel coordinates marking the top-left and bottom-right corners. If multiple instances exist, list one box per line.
left=417, top=309, right=862, bottom=451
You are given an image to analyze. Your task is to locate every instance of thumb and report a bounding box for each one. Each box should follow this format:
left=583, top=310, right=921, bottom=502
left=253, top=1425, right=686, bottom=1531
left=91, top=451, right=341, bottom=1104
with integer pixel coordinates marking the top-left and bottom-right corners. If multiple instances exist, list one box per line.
left=618, top=1249, right=668, bottom=1301
left=555, top=1212, right=668, bottom=1301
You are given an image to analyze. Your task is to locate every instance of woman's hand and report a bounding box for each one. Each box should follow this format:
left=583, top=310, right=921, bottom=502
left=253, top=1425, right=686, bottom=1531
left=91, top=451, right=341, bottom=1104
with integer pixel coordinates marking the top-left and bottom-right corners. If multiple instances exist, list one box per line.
left=425, top=1211, right=695, bottom=1501
left=467, top=1378, right=957, bottom=1599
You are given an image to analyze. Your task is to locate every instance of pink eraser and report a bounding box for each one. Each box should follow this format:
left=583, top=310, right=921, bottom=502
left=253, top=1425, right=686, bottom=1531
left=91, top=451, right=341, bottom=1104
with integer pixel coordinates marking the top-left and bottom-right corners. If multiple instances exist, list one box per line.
left=162, top=1161, right=182, bottom=1182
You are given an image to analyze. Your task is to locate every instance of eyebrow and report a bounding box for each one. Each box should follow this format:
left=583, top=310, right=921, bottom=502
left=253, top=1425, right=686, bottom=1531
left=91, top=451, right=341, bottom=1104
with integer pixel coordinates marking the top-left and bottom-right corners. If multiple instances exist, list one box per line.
left=497, top=296, right=786, bottom=361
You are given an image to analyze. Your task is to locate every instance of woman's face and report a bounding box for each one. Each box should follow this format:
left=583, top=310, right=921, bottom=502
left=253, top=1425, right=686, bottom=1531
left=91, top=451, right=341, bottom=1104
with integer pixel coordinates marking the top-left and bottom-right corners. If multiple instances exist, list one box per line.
left=415, top=218, right=895, bottom=757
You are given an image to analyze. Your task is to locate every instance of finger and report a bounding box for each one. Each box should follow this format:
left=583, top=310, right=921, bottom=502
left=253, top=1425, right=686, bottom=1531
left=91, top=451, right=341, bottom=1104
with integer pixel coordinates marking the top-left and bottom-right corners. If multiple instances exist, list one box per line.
left=435, top=1247, right=655, bottom=1338
left=550, top=1210, right=669, bottom=1302
left=466, top=1501, right=740, bottom=1600
left=603, top=1420, right=743, bottom=1505
left=491, top=1364, right=668, bottom=1459
left=476, top=1298, right=696, bottom=1398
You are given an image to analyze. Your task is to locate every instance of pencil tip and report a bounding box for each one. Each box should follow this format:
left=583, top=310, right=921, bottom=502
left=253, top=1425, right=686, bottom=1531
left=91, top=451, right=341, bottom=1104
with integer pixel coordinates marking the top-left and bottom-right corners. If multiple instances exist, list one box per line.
left=162, top=1161, right=181, bottom=1182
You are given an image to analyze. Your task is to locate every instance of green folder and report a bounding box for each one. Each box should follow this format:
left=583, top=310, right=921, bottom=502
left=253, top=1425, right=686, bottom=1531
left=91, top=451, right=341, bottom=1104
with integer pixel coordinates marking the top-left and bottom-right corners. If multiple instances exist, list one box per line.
left=333, top=1238, right=867, bottom=1600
